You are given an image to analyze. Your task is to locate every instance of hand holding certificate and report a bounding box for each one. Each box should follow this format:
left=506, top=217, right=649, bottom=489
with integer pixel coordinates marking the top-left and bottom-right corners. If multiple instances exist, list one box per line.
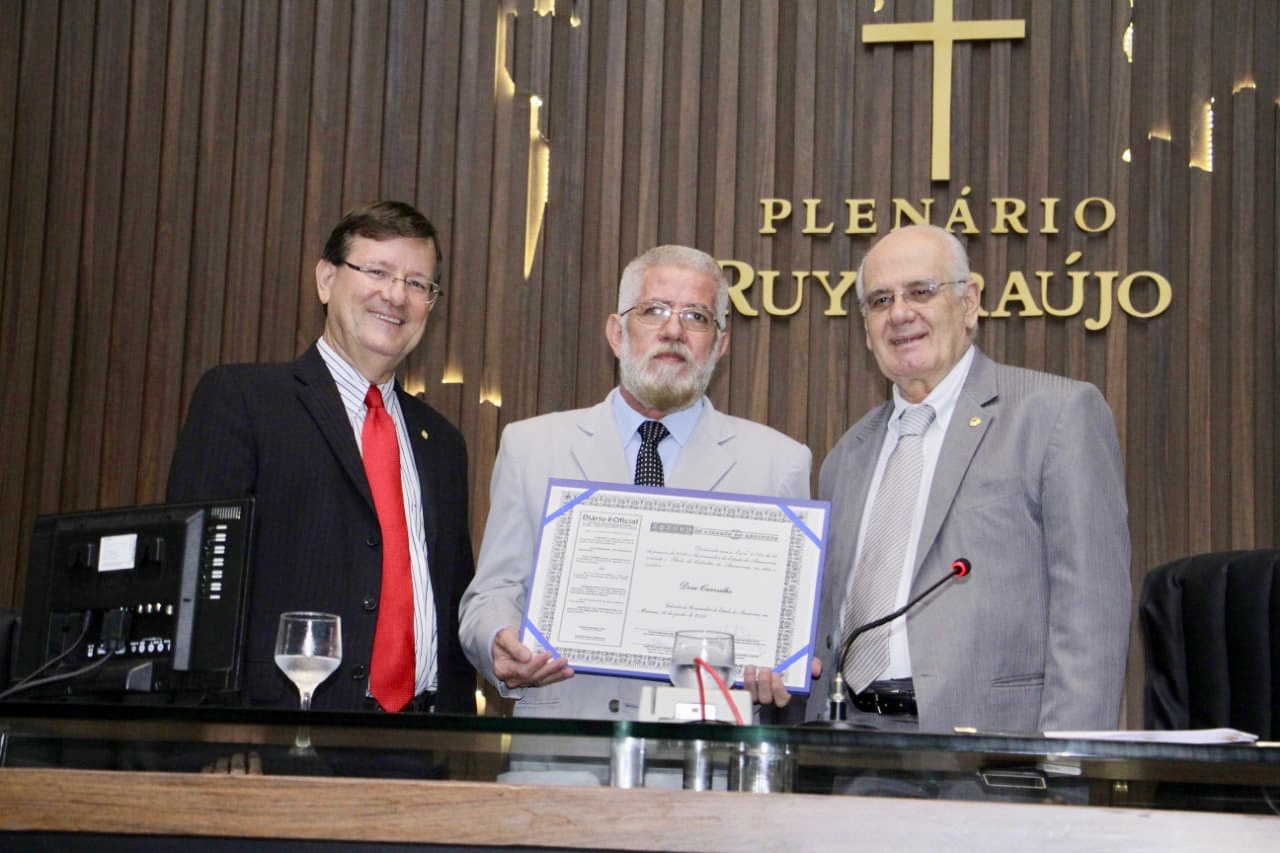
left=520, top=480, right=829, bottom=694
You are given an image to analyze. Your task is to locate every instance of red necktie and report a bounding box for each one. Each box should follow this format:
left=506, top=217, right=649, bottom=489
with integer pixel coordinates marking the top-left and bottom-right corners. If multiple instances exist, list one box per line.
left=362, top=385, right=415, bottom=712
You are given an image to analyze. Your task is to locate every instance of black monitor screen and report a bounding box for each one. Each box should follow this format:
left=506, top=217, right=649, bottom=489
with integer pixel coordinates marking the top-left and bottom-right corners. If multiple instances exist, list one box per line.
left=13, top=498, right=254, bottom=699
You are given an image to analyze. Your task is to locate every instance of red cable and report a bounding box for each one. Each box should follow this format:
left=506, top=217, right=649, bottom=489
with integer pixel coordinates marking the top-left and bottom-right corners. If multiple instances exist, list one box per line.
left=693, top=656, right=746, bottom=725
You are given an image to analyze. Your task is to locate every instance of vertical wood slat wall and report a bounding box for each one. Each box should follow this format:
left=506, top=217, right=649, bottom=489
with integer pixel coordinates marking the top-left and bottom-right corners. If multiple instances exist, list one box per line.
left=1, top=1, right=1276, bottom=726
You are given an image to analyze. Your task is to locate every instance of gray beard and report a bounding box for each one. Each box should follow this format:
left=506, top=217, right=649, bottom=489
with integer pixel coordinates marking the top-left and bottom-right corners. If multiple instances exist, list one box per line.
left=618, top=339, right=719, bottom=414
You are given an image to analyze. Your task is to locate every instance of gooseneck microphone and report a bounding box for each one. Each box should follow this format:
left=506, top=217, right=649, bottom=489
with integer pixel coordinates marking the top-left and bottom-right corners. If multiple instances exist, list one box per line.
left=827, top=558, right=972, bottom=722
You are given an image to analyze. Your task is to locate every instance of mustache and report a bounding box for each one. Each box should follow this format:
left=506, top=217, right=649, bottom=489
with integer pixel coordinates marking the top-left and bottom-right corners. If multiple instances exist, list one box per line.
left=643, top=342, right=692, bottom=362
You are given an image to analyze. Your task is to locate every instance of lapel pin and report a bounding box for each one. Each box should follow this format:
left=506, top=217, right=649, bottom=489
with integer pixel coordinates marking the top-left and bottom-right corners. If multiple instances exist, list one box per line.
left=420, top=429, right=429, bottom=441
left=968, top=417, right=982, bottom=427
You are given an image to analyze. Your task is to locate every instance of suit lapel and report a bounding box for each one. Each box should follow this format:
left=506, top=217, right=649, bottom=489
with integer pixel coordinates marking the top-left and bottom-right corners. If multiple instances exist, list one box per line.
left=913, top=349, right=998, bottom=585
left=294, top=344, right=376, bottom=512
left=668, top=401, right=735, bottom=491
left=568, top=399, right=632, bottom=482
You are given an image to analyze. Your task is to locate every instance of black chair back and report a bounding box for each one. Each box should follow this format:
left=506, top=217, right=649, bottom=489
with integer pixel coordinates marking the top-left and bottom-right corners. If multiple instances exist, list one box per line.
left=1139, top=549, right=1280, bottom=738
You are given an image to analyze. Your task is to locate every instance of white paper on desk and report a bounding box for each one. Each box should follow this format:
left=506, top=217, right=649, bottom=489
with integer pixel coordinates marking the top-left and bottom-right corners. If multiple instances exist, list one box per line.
left=1043, top=728, right=1259, bottom=744
left=520, top=479, right=829, bottom=694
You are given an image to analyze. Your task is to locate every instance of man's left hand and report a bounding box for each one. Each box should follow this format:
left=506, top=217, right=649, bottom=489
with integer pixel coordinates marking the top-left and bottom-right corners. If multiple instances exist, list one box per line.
left=741, top=658, right=823, bottom=707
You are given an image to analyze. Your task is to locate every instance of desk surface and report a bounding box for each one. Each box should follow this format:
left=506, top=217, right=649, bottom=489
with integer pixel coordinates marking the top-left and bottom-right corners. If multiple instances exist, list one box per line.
left=1, top=702, right=1277, bottom=850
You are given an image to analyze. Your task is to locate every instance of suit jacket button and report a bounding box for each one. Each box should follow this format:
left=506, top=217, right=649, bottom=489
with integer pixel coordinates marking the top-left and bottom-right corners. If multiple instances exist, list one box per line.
left=351, top=664, right=368, bottom=680
left=362, top=596, right=377, bottom=611
left=608, top=699, right=620, bottom=713
left=826, top=635, right=833, bottom=649
left=366, top=534, right=379, bottom=547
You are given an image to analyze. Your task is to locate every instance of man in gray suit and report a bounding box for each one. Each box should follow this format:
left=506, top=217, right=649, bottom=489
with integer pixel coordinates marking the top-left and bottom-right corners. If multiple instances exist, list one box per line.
left=460, top=245, right=813, bottom=725
left=805, top=224, right=1130, bottom=734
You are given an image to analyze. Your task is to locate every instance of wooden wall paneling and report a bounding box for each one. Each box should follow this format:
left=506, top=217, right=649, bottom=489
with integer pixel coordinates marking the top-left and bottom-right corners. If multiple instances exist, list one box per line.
left=256, top=0, right=314, bottom=369
left=341, top=1, right=389, bottom=205
left=226, top=21, right=277, bottom=331
left=1063, top=0, right=1096, bottom=384
left=1230, top=86, right=1259, bottom=541
left=1153, top=0, right=1193, bottom=563
left=381, top=0, right=427, bottom=203
left=447, top=1, right=498, bottom=536
left=1250, top=2, right=1279, bottom=545
left=0, top=1, right=59, bottom=597
left=665, top=1, right=702, bottom=245
left=481, top=4, right=513, bottom=413
left=1121, top=2, right=1154, bottom=575
left=805, top=0, right=856, bottom=466
left=1205, top=0, right=1237, bottom=551
left=1227, top=9, right=1258, bottom=546
left=1102, top=0, right=1132, bottom=547
left=0, top=2, right=19, bottom=312
left=577, top=0, right=627, bottom=406
left=627, top=0, right=663, bottom=253
left=222, top=0, right=279, bottom=368
left=852, top=1, right=894, bottom=427
left=777, top=0, right=816, bottom=445
left=65, top=5, right=131, bottom=512
left=1018, top=0, right=1051, bottom=383
left=143, top=0, right=208, bottom=502
left=508, top=4, right=554, bottom=425
left=1180, top=1, right=1216, bottom=559
left=692, top=0, right=720, bottom=255
left=1229, top=0, right=1264, bottom=549
left=754, top=0, right=790, bottom=427
left=181, top=0, right=242, bottom=400
left=728, top=0, right=778, bottom=425
left=534, top=5, right=590, bottom=416
left=1084, top=2, right=1124, bottom=397
left=709, top=0, right=740, bottom=260
left=479, top=2, right=521, bottom=521
left=297, top=1, right=353, bottom=361
left=410, top=0, right=464, bottom=434
left=977, top=5, right=1018, bottom=368
left=27, top=0, right=97, bottom=529
left=1275, top=104, right=1280, bottom=542
left=98, top=0, right=170, bottom=510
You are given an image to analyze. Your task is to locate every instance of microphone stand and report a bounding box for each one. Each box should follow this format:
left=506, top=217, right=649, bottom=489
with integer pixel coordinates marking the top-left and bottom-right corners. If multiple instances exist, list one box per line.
left=805, top=560, right=971, bottom=729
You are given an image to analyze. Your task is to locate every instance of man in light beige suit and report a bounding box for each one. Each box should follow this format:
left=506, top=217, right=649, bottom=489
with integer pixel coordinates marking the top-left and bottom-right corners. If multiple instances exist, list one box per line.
left=805, top=224, right=1131, bottom=734
left=460, top=245, right=813, bottom=727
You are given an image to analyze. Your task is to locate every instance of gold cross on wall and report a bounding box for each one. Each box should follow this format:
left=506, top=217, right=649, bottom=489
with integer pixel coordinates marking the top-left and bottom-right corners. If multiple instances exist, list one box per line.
left=863, top=0, right=1025, bottom=181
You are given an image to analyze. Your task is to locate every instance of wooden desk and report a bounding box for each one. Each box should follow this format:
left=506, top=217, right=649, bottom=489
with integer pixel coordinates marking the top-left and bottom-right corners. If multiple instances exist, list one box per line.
left=1, top=766, right=1276, bottom=851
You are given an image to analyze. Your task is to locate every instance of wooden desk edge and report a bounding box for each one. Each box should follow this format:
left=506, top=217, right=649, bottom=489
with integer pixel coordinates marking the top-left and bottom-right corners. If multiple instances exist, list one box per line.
left=1, top=767, right=1275, bottom=852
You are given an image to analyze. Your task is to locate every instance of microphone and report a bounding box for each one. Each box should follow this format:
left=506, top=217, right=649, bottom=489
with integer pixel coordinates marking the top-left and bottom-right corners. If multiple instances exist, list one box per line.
left=827, top=558, right=972, bottom=723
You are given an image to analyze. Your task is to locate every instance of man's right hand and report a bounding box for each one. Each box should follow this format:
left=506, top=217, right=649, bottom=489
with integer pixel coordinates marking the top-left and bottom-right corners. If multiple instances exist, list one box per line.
left=492, top=626, right=574, bottom=690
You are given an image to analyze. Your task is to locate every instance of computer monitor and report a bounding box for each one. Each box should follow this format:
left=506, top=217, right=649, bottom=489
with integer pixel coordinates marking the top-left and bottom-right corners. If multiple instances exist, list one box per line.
left=12, top=498, right=254, bottom=699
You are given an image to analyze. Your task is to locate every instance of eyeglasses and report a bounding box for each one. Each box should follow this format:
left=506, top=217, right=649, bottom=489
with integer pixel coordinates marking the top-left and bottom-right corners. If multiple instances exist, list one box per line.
left=619, top=299, right=722, bottom=333
left=859, top=279, right=967, bottom=316
left=343, top=261, right=443, bottom=306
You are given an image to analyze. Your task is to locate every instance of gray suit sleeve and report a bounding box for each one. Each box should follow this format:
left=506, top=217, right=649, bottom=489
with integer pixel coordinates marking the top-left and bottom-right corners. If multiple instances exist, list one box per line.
left=1037, top=383, right=1132, bottom=731
left=458, top=425, right=535, bottom=692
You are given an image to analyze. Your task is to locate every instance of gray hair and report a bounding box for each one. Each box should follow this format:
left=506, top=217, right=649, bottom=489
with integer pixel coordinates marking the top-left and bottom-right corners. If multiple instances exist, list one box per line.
left=618, top=245, right=730, bottom=324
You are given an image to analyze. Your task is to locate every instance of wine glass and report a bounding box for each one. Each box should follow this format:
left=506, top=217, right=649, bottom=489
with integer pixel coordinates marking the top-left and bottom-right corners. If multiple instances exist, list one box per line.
left=274, top=612, right=342, bottom=711
left=669, top=630, right=735, bottom=689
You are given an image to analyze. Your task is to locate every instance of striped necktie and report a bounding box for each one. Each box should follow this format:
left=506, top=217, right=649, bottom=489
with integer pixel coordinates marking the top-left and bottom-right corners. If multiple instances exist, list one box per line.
left=841, top=404, right=936, bottom=695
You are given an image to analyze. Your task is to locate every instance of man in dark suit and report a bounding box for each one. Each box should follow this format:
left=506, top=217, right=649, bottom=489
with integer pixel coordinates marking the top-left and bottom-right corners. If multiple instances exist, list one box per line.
left=167, top=200, right=475, bottom=715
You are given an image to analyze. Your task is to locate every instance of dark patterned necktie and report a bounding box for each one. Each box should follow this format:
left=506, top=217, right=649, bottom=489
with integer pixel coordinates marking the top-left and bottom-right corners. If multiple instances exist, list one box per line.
left=841, top=404, right=936, bottom=694
left=634, top=420, right=669, bottom=487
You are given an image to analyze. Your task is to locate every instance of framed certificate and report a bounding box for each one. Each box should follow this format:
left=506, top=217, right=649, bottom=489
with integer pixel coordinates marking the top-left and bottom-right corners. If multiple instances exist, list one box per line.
left=519, top=479, right=829, bottom=694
